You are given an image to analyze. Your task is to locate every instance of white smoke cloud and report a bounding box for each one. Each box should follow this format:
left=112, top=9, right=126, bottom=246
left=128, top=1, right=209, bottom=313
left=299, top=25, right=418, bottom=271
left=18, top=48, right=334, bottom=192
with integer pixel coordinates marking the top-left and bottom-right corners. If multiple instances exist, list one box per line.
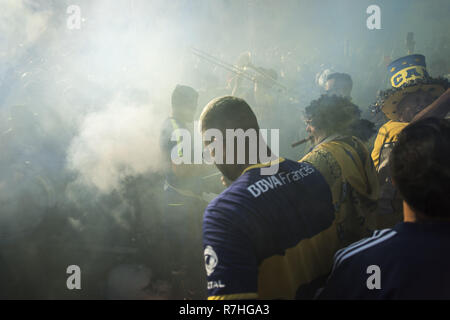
left=67, top=96, right=164, bottom=193
left=0, top=0, right=51, bottom=62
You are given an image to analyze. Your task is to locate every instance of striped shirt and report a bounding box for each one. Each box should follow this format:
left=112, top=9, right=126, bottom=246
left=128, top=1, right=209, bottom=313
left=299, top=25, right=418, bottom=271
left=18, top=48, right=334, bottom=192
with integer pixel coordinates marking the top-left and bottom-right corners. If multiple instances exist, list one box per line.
left=318, top=222, right=450, bottom=299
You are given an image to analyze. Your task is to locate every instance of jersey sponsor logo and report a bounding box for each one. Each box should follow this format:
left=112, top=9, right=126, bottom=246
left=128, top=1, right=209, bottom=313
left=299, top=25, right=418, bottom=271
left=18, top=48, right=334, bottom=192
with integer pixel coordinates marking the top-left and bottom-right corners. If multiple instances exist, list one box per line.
left=204, top=245, right=218, bottom=276
left=247, top=165, right=315, bottom=198
left=207, top=280, right=226, bottom=290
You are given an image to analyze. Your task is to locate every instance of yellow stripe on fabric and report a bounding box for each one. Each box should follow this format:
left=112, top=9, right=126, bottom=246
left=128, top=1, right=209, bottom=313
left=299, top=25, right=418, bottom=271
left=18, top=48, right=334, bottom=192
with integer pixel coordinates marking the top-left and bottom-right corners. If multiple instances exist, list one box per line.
left=257, top=222, right=340, bottom=300
left=241, top=157, right=285, bottom=176
left=208, top=293, right=258, bottom=300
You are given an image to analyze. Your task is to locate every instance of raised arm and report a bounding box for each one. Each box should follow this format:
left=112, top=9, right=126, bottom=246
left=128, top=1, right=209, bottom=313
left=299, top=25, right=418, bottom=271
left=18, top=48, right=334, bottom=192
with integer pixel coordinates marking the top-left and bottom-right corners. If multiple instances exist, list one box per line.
left=412, top=88, right=450, bottom=123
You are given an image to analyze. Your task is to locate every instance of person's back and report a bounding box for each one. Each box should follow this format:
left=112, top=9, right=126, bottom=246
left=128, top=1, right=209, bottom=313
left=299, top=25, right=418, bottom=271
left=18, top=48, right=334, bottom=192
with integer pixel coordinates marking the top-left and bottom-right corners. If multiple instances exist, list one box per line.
left=300, top=95, right=379, bottom=242
left=199, top=96, right=341, bottom=300
left=318, top=223, right=450, bottom=299
left=318, top=118, right=450, bottom=299
left=203, top=158, right=336, bottom=299
left=301, top=135, right=379, bottom=243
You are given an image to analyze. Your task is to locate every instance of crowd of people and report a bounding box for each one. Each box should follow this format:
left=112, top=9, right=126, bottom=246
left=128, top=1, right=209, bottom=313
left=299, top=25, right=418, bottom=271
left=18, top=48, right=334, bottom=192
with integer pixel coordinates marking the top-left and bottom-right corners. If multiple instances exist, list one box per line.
left=1, top=45, right=449, bottom=301
left=160, top=53, right=450, bottom=299
left=1, top=0, right=449, bottom=302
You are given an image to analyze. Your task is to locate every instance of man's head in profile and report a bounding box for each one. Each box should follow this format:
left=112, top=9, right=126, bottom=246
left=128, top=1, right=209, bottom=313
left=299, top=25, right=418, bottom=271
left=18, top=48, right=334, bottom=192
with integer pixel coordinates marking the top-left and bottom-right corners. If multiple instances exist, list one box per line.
left=199, top=96, right=277, bottom=182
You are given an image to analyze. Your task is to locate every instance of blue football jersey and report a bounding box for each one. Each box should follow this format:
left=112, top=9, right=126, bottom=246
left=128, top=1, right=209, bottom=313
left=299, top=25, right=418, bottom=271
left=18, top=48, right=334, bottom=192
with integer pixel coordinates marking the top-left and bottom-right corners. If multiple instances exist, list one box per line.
left=203, top=158, right=336, bottom=299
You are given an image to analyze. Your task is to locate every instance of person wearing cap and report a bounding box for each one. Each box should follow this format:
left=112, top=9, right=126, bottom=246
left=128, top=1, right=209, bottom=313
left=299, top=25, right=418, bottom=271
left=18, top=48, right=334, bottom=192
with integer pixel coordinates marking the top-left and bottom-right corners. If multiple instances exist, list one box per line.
left=370, top=54, right=449, bottom=229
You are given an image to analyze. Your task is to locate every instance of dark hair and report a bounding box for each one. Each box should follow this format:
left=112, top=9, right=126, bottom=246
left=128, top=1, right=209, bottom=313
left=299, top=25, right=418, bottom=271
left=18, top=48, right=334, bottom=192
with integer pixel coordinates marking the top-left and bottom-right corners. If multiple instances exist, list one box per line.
left=171, top=85, right=198, bottom=110
left=200, top=96, right=259, bottom=132
left=326, top=73, right=353, bottom=88
left=390, top=118, right=450, bottom=219
left=304, top=95, right=375, bottom=141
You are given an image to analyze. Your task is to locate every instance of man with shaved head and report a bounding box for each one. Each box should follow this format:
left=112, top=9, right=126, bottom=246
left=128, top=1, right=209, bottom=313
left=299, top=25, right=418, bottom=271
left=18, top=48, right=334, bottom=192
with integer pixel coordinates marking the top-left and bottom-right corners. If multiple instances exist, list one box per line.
left=199, top=96, right=346, bottom=299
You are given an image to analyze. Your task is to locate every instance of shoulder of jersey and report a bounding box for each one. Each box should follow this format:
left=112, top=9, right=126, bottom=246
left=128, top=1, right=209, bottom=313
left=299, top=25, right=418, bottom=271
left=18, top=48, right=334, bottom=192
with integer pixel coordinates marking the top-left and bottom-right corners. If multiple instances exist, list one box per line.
left=331, top=228, right=398, bottom=271
left=205, top=173, right=260, bottom=213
